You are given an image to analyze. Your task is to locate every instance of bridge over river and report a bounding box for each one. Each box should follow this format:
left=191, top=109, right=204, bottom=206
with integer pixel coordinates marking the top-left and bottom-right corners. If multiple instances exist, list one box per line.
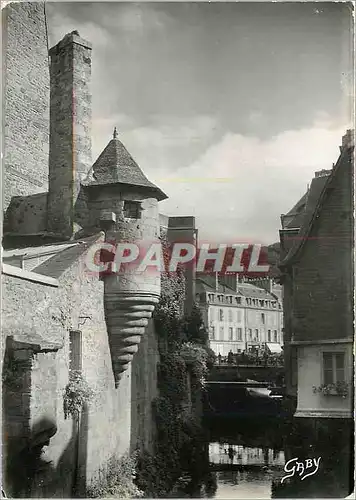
left=209, top=363, right=285, bottom=384
left=205, top=363, right=286, bottom=418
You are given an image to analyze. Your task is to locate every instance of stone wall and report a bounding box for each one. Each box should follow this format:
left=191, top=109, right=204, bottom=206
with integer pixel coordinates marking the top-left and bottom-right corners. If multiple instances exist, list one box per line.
left=2, top=2, right=50, bottom=211
left=2, top=243, right=133, bottom=496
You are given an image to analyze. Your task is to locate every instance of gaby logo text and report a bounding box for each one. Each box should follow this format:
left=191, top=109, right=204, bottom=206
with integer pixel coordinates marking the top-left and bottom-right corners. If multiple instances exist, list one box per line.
left=281, top=457, right=322, bottom=483
left=85, top=242, right=270, bottom=275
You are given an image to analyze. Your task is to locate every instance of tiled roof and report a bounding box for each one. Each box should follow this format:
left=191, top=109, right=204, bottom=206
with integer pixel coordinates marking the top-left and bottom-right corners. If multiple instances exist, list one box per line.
left=84, top=132, right=167, bottom=201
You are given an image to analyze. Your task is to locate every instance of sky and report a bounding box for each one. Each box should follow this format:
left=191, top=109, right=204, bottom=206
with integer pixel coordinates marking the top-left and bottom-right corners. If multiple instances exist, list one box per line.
left=46, top=1, right=354, bottom=245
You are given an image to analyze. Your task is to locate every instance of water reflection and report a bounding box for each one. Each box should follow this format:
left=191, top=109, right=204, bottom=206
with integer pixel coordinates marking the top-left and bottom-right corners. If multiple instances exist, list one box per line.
left=204, top=415, right=353, bottom=499
left=210, top=443, right=284, bottom=467
left=209, top=443, right=284, bottom=499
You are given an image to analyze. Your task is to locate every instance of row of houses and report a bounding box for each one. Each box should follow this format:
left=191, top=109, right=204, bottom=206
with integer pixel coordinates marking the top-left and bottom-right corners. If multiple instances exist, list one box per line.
left=196, top=275, right=283, bottom=355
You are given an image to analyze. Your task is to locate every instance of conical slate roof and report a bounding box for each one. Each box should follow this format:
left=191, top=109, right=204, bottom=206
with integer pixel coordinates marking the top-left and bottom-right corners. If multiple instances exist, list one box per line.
left=84, top=129, right=167, bottom=201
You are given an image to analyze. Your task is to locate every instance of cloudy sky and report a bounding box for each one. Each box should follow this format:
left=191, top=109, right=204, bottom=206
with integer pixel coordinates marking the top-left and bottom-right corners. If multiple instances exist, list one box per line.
left=46, top=1, right=354, bottom=245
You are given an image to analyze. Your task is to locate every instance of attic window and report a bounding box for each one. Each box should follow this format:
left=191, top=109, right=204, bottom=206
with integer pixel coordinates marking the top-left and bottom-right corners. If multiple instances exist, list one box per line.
left=123, top=200, right=141, bottom=219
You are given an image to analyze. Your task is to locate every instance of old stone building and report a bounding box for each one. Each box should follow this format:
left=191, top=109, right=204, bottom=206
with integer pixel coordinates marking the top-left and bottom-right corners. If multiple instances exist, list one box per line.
left=279, top=130, right=354, bottom=421
left=2, top=3, right=192, bottom=497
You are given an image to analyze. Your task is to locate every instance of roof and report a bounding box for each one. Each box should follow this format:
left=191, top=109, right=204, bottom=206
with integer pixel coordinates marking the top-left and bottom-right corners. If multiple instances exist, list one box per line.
left=3, top=234, right=103, bottom=278
left=280, top=134, right=354, bottom=268
left=281, top=171, right=331, bottom=231
left=196, top=276, right=237, bottom=295
left=281, top=191, right=308, bottom=229
left=84, top=130, right=167, bottom=201
left=33, top=233, right=103, bottom=278
left=3, top=241, right=78, bottom=259
left=196, top=276, right=278, bottom=300
left=237, top=282, right=277, bottom=300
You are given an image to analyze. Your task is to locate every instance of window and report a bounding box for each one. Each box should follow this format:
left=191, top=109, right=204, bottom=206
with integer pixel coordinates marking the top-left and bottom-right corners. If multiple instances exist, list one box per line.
left=237, top=328, right=243, bottom=341
left=69, top=330, right=82, bottom=371
left=237, top=310, right=242, bottom=322
left=228, top=310, right=233, bottom=322
left=219, top=326, right=224, bottom=339
left=236, top=297, right=241, bottom=305
left=261, top=313, right=265, bottom=324
left=323, top=352, right=345, bottom=384
left=273, top=330, right=278, bottom=343
left=255, top=329, right=259, bottom=340
left=229, top=327, right=233, bottom=340
left=228, top=296, right=233, bottom=304
left=267, top=330, right=271, bottom=342
left=219, top=309, right=224, bottom=321
left=248, top=328, right=252, bottom=340
left=210, top=326, right=215, bottom=340
left=123, top=200, right=141, bottom=219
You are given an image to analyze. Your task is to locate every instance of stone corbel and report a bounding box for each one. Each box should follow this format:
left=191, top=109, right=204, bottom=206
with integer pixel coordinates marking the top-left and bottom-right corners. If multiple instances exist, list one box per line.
left=102, top=198, right=161, bottom=387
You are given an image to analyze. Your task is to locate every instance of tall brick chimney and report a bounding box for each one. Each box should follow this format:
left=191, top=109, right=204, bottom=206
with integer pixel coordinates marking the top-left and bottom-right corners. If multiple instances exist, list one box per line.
left=47, top=31, right=92, bottom=238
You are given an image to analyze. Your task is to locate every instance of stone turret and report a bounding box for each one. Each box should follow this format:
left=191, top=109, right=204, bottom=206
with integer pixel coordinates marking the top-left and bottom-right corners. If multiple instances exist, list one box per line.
left=84, top=129, right=167, bottom=386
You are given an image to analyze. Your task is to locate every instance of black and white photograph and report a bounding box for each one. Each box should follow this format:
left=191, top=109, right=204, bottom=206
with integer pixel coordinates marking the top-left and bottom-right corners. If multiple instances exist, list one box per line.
left=1, top=1, right=355, bottom=498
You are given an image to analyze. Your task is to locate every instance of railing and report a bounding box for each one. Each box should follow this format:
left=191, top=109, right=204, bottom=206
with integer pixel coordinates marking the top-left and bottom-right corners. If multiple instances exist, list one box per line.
left=215, top=353, right=284, bottom=367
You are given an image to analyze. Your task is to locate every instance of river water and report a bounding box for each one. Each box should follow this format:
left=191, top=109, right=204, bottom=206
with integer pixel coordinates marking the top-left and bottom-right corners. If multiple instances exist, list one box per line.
left=203, top=415, right=353, bottom=499
left=210, top=443, right=284, bottom=499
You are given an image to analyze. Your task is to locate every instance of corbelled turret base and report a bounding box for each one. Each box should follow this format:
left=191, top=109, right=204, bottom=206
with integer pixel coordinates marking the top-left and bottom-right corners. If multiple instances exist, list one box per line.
left=104, top=292, right=160, bottom=387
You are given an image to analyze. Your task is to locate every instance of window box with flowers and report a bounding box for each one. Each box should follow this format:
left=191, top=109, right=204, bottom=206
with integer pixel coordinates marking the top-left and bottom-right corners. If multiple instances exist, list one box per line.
left=312, top=381, right=349, bottom=398
left=313, top=352, right=349, bottom=398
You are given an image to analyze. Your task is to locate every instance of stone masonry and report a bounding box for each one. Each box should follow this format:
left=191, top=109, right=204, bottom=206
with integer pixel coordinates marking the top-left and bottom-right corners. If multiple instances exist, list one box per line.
left=2, top=2, right=50, bottom=211
left=47, top=31, right=92, bottom=237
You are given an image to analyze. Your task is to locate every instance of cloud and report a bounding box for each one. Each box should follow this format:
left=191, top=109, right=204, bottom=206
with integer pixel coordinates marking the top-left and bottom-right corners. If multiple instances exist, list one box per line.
left=46, top=6, right=110, bottom=48
left=151, top=120, right=348, bottom=245
left=104, top=3, right=174, bottom=34
left=125, top=115, right=218, bottom=148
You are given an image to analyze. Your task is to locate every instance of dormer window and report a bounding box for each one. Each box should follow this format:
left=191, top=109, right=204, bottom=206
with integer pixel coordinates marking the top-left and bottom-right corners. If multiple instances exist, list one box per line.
left=123, top=200, right=141, bottom=219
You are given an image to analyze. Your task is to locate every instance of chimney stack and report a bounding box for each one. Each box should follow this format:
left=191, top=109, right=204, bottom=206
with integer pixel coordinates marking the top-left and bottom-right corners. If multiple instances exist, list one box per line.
left=47, top=31, right=92, bottom=238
